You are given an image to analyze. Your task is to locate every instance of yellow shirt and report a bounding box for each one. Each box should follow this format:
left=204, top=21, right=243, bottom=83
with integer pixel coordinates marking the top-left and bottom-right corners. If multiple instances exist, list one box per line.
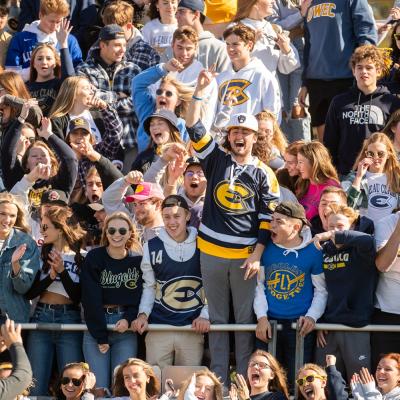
left=204, top=0, right=237, bottom=24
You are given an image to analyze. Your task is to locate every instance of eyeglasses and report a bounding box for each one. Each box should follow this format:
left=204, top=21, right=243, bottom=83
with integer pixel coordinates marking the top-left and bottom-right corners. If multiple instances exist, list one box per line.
left=184, top=170, right=205, bottom=178
left=156, top=89, right=174, bottom=97
left=296, top=375, right=325, bottom=386
left=61, top=377, right=83, bottom=386
left=365, top=150, right=387, bottom=159
left=107, top=227, right=128, bottom=235
left=394, top=34, right=400, bottom=40
left=248, top=361, right=271, bottom=369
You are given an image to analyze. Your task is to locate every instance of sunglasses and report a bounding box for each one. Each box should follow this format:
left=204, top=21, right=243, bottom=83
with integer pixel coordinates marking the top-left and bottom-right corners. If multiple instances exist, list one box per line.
left=107, top=227, right=128, bottom=236
left=296, top=375, right=325, bottom=386
left=394, top=34, right=400, bottom=40
left=156, top=89, right=174, bottom=97
left=61, top=377, right=83, bottom=386
left=365, top=150, right=387, bottom=159
left=248, top=361, right=271, bottom=369
left=184, top=170, right=204, bottom=178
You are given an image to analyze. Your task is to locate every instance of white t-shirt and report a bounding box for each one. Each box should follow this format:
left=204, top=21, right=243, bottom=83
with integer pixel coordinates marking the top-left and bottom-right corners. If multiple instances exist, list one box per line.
left=69, top=110, right=102, bottom=143
left=366, top=171, right=398, bottom=222
left=374, top=213, right=400, bottom=314
left=141, top=18, right=177, bottom=52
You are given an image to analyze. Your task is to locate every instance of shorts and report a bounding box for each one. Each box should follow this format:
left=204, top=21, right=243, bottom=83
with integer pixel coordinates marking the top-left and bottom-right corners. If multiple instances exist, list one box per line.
left=306, top=78, right=354, bottom=127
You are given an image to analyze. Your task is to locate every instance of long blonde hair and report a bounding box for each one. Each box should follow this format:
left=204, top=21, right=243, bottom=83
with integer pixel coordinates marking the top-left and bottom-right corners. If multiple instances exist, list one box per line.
left=0, top=193, right=30, bottom=234
left=100, top=212, right=142, bottom=253
left=296, top=363, right=327, bottom=400
left=113, top=358, right=160, bottom=397
left=296, top=141, right=339, bottom=198
left=160, top=75, right=193, bottom=118
left=49, top=76, right=90, bottom=118
left=353, top=132, right=400, bottom=193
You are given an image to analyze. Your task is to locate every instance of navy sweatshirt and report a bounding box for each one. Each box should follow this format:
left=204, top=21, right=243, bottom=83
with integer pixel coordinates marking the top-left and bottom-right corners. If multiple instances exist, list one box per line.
left=324, top=85, right=400, bottom=176
left=81, top=247, right=143, bottom=344
left=303, top=0, right=377, bottom=82
left=321, top=230, right=378, bottom=327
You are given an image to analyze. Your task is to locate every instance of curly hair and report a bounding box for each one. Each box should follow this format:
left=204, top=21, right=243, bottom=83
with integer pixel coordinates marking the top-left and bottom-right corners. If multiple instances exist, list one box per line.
left=350, top=44, right=391, bottom=78
left=113, top=358, right=160, bottom=397
left=41, top=205, right=86, bottom=273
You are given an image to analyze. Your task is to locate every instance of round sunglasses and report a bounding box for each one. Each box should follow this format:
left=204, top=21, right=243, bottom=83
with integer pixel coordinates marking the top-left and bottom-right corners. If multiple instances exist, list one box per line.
left=107, top=227, right=129, bottom=236
left=296, top=375, right=325, bottom=386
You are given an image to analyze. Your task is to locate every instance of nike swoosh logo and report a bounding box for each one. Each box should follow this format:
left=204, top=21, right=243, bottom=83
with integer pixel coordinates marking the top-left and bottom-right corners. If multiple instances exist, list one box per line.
left=23, top=38, right=31, bottom=41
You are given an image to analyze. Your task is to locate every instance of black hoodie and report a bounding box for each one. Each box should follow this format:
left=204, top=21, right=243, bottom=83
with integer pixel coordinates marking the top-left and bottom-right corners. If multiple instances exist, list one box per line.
left=324, top=85, right=400, bottom=176
left=321, top=230, right=378, bottom=327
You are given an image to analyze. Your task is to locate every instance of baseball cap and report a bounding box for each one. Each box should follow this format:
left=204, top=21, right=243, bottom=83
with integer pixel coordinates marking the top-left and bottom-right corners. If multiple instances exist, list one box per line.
left=274, top=201, right=310, bottom=226
left=226, top=113, right=258, bottom=133
left=185, top=156, right=202, bottom=172
left=68, top=118, right=91, bottom=134
left=143, top=109, right=179, bottom=135
left=125, top=182, right=165, bottom=202
left=99, top=24, right=125, bottom=41
left=178, top=0, right=205, bottom=13
left=41, top=190, right=68, bottom=206
left=162, top=195, right=190, bottom=211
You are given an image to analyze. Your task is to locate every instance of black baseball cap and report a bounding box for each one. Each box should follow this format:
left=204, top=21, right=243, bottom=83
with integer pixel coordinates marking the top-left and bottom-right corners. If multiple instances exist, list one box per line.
left=41, top=190, right=68, bottom=206
left=162, top=195, right=190, bottom=211
left=178, top=0, right=204, bottom=13
left=99, top=24, right=125, bottom=41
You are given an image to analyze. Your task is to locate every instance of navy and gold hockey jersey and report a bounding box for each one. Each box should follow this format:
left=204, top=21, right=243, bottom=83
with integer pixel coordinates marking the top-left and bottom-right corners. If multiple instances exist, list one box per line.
left=188, top=120, right=280, bottom=259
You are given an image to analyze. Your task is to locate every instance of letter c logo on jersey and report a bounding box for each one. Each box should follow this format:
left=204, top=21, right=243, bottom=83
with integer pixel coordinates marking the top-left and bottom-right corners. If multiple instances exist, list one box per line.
left=218, top=79, right=251, bottom=106
left=159, top=276, right=204, bottom=313
left=370, top=194, right=391, bottom=208
left=214, top=181, right=254, bottom=214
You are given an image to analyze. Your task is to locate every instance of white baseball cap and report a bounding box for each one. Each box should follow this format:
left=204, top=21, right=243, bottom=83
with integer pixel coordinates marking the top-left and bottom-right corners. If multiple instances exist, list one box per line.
left=226, top=113, right=258, bottom=133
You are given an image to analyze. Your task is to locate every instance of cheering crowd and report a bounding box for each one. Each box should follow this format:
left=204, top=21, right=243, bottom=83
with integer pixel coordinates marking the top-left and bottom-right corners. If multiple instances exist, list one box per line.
left=1, top=0, right=400, bottom=398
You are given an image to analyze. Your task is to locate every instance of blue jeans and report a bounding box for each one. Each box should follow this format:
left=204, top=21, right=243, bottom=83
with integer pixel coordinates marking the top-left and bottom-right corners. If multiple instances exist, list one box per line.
left=27, top=304, right=83, bottom=396
left=83, top=311, right=138, bottom=389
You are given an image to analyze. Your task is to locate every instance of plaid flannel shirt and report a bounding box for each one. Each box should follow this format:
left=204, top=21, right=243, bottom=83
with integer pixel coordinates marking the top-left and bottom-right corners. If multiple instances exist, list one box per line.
left=126, top=39, right=160, bottom=71
left=78, top=105, right=123, bottom=187
left=76, top=53, right=141, bottom=149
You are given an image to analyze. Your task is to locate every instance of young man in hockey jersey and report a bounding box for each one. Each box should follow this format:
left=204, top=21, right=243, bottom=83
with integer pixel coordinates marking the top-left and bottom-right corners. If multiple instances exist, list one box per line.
left=132, top=195, right=209, bottom=368
left=186, top=70, right=280, bottom=386
left=215, top=23, right=281, bottom=124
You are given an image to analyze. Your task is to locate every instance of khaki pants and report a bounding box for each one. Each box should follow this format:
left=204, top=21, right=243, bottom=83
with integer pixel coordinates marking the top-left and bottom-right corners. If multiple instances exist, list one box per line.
left=145, top=331, right=204, bottom=368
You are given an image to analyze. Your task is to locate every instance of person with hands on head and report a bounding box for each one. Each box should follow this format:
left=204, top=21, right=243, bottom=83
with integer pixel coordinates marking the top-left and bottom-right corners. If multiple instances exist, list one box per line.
left=102, top=171, right=165, bottom=242
left=27, top=18, right=75, bottom=116
left=134, top=195, right=210, bottom=368
left=81, top=212, right=154, bottom=391
left=24, top=205, right=86, bottom=396
left=252, top=201, right=327, bottom=387
left=0, top=192, right=40, bottom=323
left=231, top=350, right=289, bottom=400
left=296, top=355, right=347, bottom=400
left=0, top=319, right=33, bottom=400
left=185, top=69, right=280, bottom=385
left=351, top=353, right=400, bottom=400
left=312, top=204, right=377, bottom=382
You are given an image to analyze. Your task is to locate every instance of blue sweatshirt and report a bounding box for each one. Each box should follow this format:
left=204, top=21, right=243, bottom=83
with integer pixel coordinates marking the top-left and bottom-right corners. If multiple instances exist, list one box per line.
left=321, top=230, right=378, bottom=327
left=260, top=231, right=325, bottom=320
left=303, top=0, right=377, bottom=82
left=5, top=20, right=82, bottom=81
left=131, top=64, right=189, bottom=152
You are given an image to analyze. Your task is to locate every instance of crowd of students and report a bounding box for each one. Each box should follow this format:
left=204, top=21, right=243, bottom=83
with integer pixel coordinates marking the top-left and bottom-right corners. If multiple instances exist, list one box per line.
left=1, top=0, right=400, bottom=397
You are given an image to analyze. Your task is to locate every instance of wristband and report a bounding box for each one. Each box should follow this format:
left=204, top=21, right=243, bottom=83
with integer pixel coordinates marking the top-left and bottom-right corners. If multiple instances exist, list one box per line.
left=192, top=95, right=203, bottom=101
